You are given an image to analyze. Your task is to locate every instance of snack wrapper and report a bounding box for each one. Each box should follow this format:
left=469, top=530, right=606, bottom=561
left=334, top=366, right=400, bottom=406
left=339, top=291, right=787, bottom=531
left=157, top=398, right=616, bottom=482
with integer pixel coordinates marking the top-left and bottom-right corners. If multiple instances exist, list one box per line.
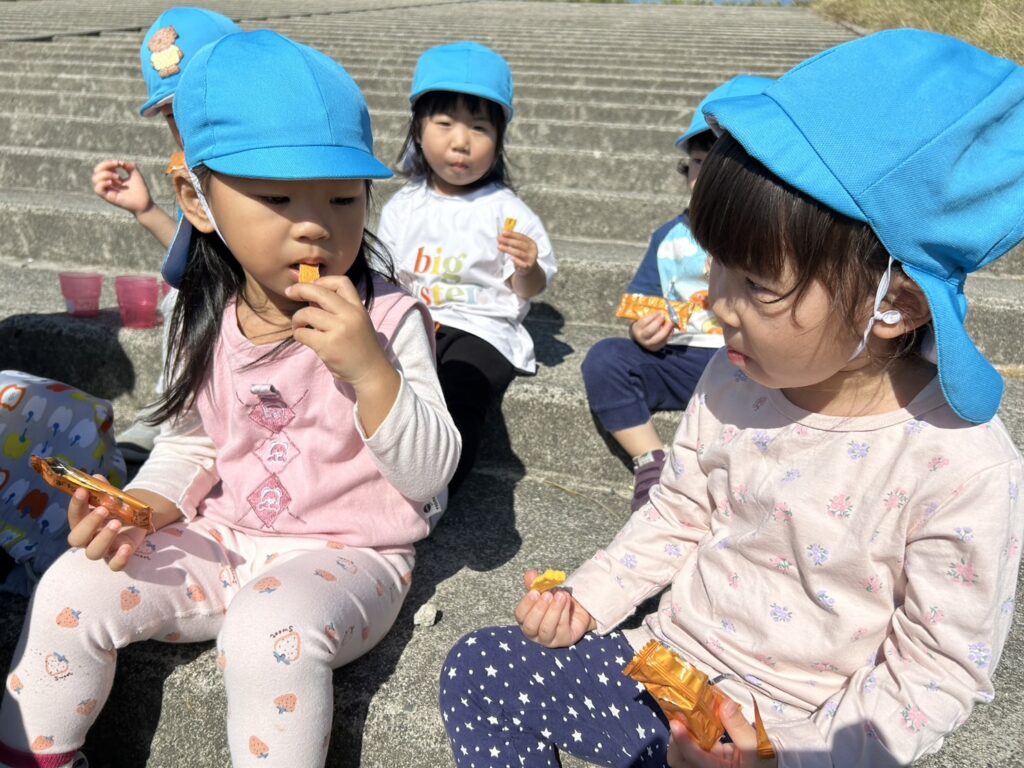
left=615, top=293, right=709, bottom=331
left=529, top=569, right=566, bottom=593
left=623, top=640, right=775, bottom=758
left=502, top=217, right=517, bottom=233
left=298, top=264, right=320, bottom=284
left=31, top=456, right=154, bottom=532
left=164, top=150, right=186, bottom=175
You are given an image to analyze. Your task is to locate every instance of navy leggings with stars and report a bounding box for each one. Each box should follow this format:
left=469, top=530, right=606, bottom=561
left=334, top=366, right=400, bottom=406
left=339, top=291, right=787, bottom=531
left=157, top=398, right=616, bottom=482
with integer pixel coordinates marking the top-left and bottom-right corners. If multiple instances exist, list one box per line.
left=440, top=626, right=671, bottom=768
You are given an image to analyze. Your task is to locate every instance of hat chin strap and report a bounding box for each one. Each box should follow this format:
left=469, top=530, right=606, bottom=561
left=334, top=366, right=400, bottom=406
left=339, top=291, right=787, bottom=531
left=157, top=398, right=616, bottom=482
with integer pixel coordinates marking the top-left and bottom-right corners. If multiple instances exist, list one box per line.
left=847, top=256, right=895, bottom=362
left=187, top=169, right=228, bottom=248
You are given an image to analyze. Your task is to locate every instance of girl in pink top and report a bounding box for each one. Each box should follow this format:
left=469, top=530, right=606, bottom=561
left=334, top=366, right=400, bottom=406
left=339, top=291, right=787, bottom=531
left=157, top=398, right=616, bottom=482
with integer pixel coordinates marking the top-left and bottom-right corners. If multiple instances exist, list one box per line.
left=0, top=32, right=459, bottom=768
left=440, top=30, right=1023, bottom=768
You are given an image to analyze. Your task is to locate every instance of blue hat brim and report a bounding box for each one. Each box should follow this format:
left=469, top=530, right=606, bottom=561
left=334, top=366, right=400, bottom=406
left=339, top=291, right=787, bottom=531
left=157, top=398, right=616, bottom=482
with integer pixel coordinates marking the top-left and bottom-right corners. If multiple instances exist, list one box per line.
left=703, top=93, right=866, bottom=224
left=903, top=264, right=1003, bottom=424
left=139, top=91, right=174, bottom=118
left=202, top=145, right=393, bottom=181
left=410, top=82, right=514, bottom=121
left=675, top=123, right=711, bottom=152
left=161, top=215, right=192, bottom=289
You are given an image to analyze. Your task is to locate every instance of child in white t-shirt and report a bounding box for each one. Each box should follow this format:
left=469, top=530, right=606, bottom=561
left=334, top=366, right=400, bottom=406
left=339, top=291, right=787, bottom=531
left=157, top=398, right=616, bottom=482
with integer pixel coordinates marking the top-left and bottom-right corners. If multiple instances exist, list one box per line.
left=378, top=41, right=556, bottom=492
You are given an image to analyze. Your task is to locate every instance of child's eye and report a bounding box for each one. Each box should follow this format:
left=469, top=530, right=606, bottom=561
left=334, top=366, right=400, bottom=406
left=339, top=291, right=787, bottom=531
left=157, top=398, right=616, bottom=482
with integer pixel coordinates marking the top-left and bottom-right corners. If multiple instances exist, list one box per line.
left=745, top=277, right=784, bottom=303
left=260, top=196, right=289, bottom=205
left=330, top=197, right=356, bottom=206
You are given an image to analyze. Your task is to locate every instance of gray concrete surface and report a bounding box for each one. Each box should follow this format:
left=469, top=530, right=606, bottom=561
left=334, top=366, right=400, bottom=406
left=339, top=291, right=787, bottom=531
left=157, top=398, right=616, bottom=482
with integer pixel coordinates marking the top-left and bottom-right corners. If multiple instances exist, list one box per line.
left=0, top=1, right=1021, bottom=767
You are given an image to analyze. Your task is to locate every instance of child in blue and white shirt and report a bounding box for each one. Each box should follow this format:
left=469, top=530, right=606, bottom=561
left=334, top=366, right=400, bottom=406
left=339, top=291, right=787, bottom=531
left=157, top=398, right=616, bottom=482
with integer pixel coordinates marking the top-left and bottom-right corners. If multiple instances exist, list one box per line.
left=582, top=76, right=771, bottom=511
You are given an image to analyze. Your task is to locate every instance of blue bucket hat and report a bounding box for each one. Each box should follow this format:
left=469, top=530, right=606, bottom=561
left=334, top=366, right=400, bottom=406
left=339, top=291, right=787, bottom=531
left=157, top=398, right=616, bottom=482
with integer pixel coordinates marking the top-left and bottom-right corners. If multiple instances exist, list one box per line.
left=703, top=29, right=1024, bottom=425
left=162, top=30, right=392, bottom=288
left=411, top=41, right=514, bottom=120
left=138, top=7, right=240, bottom=117
left=676, top=75, right=773, bottom=153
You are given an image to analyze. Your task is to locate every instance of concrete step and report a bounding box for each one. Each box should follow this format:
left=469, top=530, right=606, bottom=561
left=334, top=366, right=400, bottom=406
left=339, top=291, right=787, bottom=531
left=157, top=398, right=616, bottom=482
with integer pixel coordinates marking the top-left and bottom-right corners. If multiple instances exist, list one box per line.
left=0, top=0, right=474, bottom=41
left=0, top=107, right=682, bottom=155
left=0, top=86, right=691, bottom=129
left=0, top=66, right=781, bottom=104
left=0, top=182, right=686, bottom=261
left=0, top=141, right=687, bottom=201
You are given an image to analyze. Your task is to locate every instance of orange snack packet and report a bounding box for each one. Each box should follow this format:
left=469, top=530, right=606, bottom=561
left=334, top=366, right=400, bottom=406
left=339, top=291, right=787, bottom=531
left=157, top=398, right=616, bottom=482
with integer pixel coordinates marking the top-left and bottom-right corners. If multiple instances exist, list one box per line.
left=298, top=264, right=320, bottom=284
left=615, top=293, right=691, bottom=330
left=502, top=217, right=517, bottom=233
left=529, top=569, right=567, bottom=593
left=623, top=640, right=775, bottom=758
left=164, top=150, right=186, bottom=175
left=31, top=455, right=154, bottom=531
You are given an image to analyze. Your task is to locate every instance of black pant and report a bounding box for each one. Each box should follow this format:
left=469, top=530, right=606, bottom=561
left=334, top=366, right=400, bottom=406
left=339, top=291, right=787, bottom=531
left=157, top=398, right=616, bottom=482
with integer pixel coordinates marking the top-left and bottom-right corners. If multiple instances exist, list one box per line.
left=435, top=325, right=516, bottom=492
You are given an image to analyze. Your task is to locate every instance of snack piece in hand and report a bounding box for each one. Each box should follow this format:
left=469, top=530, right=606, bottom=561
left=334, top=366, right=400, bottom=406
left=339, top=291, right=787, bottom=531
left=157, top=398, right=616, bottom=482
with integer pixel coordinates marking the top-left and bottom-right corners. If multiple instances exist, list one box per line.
left=31, top=455, right=154, bottom=532
left=164, top=151, right=186, bottom=175
left=298, top=263, right=320, bottom=284
left=624, top=640, right=775, bottom=757
left=503, top=217, right=517, bottom=233
left=529, top=569, right=566, bottom=593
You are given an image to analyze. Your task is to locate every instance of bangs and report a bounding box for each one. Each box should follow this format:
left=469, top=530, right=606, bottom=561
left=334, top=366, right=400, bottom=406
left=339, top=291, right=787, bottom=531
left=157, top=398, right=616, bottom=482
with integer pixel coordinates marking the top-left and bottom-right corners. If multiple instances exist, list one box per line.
left=414, top=90, right=506, bottom=131
left=690, top=133, right=890, bottom=319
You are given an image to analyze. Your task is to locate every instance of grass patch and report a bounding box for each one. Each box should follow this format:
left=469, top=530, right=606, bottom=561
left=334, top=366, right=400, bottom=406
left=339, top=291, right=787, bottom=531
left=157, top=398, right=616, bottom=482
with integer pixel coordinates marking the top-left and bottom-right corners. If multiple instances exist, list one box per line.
left=814, top=0, right=1023, bottom=62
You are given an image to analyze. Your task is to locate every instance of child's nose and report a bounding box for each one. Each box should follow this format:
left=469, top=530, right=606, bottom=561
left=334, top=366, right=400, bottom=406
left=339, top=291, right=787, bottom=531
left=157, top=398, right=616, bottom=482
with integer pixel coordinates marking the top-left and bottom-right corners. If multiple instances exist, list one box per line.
left=708, top=264, right=739, bottom=328
left=293, top=208, right=330, bottom=241
left=450, top=124, right=471, bottom=151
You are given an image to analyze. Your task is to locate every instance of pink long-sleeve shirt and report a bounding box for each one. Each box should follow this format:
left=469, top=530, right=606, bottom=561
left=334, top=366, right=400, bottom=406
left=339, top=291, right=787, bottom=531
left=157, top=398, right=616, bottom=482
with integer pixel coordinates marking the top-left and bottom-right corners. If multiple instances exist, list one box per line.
left=569, top=351, right=1023, bottom=767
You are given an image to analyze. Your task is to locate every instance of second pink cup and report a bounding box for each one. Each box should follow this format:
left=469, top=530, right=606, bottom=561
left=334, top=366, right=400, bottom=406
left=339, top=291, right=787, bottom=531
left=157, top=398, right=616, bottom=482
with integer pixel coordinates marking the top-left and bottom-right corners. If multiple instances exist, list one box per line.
left=115, top=276, right=160, bottom=329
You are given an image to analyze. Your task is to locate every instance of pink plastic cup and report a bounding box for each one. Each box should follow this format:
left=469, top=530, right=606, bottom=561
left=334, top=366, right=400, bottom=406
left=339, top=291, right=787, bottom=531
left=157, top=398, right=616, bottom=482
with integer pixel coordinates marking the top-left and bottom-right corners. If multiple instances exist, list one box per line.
left=115, top=275, right=160, bottom=329
left=58, top=272, right=103, bottom=318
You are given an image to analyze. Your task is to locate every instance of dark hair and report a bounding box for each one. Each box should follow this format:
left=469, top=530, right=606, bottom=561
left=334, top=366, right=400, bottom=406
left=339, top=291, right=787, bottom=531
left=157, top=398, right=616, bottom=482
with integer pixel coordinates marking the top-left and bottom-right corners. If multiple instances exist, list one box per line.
left=395, top=90, right=513, bottom=191
left=147, top=170, right=397, bottom=425
left=689, top=133, right=920, bottom=354
left=677, top=130, right=716, bottom=177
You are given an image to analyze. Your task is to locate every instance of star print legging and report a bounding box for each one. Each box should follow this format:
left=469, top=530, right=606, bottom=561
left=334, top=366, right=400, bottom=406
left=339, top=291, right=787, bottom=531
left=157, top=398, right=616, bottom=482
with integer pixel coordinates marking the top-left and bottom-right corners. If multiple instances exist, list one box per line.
left=440, top=626, right=671, bottom=768
left=0, top=517, right=413, bottom=768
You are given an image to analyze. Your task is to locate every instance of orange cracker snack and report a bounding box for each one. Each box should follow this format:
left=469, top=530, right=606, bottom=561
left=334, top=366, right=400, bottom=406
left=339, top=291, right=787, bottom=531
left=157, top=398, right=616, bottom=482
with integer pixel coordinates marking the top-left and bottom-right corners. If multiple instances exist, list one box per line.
left=529, top=569, right=566, bottom=592
left=623, top=640, right=775, bottom=757
left=615, top=293, right=692, bottom=331
left=31, top=455, right=154, bottom=531
left=502, top=217, right=517, bottom=233
left=164, top=150, right=186, bottom=175
left=298, top=263, right=320, bottom=284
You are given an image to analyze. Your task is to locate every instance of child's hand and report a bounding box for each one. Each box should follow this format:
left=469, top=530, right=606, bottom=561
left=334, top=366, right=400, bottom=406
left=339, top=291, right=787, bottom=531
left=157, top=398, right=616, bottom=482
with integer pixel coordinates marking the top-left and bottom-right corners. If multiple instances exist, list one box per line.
left=287, top=275, right=393, bottom=385
left=514, top=569, right=596, bottom=648
left=91, top=160, right=155, bottom=216
left=67, top=485, right=147, bottom=572
left=630, top=312, right=674, bottom=352
left=499, top=231, right=539, bottom=273
left=666, top=699, right=778, bottom=768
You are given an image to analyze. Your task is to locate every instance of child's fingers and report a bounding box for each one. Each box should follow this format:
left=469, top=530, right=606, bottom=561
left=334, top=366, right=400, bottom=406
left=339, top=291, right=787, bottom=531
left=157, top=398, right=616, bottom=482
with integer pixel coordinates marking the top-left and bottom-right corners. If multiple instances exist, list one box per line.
left=106, top=529, right=143, bottom=572
left=537, top=591, right=569, bottom=642
left=67, top=488, right=99, bottom=533
left=513, top=588, right=540, bottom=626
left=82, top=518, right=123, bottom=562
left=523, top=569, right=539, bottom=590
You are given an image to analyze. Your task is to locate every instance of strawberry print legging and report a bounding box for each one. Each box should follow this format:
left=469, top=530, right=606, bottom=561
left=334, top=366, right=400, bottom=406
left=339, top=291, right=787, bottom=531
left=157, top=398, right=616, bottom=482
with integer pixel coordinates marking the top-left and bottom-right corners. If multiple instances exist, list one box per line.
left=0, top=517, right=413, bottom=767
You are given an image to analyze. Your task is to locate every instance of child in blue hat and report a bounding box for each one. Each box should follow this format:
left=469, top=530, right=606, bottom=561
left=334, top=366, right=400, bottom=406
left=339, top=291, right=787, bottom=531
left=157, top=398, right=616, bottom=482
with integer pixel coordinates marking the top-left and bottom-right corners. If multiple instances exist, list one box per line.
left=378, top=41, right=557, bottom=494
left=582, top=75, right=772, bottom=513
left=439, top=30, right=1023, bottom=768
left=91, top=7, right=240, bottom=463
left=0, top=30, right=459, bottom=768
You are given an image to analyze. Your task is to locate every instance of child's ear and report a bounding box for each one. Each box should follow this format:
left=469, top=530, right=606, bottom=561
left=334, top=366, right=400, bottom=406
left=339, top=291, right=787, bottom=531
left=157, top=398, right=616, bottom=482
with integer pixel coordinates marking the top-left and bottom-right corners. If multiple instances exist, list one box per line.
left=872, top=274, right=931, bottom=339
left=173, top=173, right=216, bottom=235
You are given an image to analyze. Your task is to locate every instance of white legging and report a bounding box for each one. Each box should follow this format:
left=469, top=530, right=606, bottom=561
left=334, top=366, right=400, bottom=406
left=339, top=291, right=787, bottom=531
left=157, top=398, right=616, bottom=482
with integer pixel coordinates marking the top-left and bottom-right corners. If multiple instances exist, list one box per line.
left=0, top=517, right=413, bottom=766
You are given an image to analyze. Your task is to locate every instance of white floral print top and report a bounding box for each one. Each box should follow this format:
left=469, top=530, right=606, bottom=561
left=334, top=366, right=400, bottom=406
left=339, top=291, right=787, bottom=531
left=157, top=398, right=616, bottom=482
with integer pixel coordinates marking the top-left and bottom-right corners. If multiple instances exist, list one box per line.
left=569, top=351, right=1023, bottom=767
